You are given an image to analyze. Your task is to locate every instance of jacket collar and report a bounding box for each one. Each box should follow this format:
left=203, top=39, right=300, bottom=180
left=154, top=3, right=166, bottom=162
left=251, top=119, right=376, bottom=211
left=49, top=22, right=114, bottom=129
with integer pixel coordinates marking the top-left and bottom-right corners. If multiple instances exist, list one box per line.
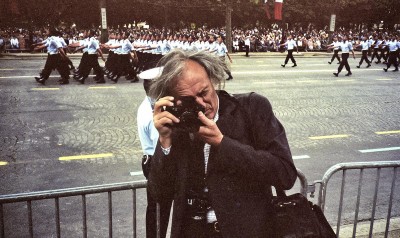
left=216, top=90, right=239, bottom=132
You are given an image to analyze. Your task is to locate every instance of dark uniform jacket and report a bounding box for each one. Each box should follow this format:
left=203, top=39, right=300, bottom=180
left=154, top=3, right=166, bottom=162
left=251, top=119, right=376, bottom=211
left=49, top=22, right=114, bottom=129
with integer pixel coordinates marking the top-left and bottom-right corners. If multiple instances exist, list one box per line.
left=148, top=90, right=297, bottom=238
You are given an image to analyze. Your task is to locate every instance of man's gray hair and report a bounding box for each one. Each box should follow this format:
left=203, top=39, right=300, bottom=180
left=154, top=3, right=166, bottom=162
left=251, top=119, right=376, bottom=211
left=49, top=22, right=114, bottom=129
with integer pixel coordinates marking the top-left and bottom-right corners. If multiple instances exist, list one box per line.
left=149, top=49, right=226, bottom=100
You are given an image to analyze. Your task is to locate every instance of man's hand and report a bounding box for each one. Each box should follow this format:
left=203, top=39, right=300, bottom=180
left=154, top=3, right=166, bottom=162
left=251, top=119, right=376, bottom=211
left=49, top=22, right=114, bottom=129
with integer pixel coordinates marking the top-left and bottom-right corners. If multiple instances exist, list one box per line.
left=197, top=111, right=223, bottom=146
left=153, top=96, right=179, bottom=148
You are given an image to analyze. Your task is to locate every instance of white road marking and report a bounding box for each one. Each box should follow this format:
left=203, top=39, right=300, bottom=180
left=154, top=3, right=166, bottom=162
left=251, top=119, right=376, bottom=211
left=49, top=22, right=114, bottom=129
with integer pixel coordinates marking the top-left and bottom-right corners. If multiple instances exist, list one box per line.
left=0, top=75, right=97, bottom=79
left=130, top=171, right=144, bottom=176
left=292, top=155, right=310, bottom=160
left=376, top=78, right=393, bottom=81
left=359, top=147, right=400, bottom=153
left=233, top=69, right=383, bottom=74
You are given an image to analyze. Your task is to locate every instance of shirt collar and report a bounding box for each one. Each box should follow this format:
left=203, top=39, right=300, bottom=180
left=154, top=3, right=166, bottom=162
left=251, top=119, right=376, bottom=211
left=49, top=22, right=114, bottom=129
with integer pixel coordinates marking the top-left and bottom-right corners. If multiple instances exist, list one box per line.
left=213, top=95, right=220, bottom=123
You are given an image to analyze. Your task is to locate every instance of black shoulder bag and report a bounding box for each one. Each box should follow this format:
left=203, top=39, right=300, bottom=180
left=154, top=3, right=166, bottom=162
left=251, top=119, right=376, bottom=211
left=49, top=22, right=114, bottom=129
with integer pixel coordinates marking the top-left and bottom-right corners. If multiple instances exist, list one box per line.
left=272, top=189, right=336, bottom=238
left=234, top=92, right=336, bottom=238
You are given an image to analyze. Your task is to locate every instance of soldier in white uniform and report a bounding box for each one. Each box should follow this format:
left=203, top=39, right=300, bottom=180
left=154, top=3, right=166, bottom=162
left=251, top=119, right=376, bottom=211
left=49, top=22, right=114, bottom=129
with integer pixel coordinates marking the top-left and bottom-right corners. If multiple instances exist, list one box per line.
left=281, top=35, right=298, bottom=67
left=370, top=35, right=382, bottom=63
left=331, top=35, right=355, bottom=77
left=382, top=35, right=399, bottom=72
left=355, top=36, right=371, bottom=68
left=33, top=29, right=70, bottom=85
left=210, top=35, right=233, bottom=80
left=76, top=30, right=105, bottom=84
left=328, top=37, right=341, bottom=64
left=137, top=67, right=172, bottom=238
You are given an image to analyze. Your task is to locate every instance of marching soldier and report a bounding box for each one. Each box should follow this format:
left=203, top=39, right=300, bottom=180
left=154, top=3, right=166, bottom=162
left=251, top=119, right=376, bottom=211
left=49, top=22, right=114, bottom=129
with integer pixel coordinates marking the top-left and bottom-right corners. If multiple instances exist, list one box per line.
left=379, top=36, right=389, bottom=64
left=33, top=29, right=70, bottom=85
left=331, top=35, right=355, bottom=77
left=382, top=35, right=399, bottom=72
left=102, top=32, right=117, bottom=77
left=281, top=35, right=298, bottom=68
left=70, top=33, right=90, bottom=80
left=210, top=35, right=233, bottom=80
left=355, top=36, right=371, bottom=68
left=371, top=35, right=382, bottom=64
left=328, top=36, right=341, bottom=64
left=76, top=30, right=105, bottom=84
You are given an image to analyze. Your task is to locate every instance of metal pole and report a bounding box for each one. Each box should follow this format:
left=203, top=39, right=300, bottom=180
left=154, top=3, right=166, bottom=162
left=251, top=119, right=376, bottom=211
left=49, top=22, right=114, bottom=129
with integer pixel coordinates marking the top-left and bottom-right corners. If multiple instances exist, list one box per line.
left=99, top=0, right=108, bottom=44
left=225, top=0, right=233, bottom=53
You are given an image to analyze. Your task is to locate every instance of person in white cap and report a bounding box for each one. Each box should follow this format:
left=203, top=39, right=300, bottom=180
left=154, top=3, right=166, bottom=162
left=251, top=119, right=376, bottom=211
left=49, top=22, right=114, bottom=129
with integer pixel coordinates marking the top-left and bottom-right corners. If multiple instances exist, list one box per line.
left=137, top=67, right=172, bottom=238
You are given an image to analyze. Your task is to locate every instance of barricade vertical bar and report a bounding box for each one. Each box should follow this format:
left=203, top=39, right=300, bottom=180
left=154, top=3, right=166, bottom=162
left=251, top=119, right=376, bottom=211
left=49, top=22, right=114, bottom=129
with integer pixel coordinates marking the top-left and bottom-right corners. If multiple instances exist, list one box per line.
left=336, top=169, right=347, bottom=238
left=55, top=198, right=61, bottom=238
left=352, top=168, right=364, bottom=238
left=384, top=167, right=397, bottom=238
left=369, top=168, right=381, bottom=238
left=108, top=191, right=113, bottom=238
left=28, top=200, right=33, bottom=238
left=82, top=195, right=87, bottom=238
left=132, top=189, right=136, bottom=238
left=0, top=203, right=4, bottom=238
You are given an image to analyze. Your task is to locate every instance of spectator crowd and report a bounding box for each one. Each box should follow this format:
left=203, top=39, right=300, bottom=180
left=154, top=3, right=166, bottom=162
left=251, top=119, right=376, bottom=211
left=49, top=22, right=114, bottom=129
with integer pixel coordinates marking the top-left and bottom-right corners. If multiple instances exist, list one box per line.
left=0, top=24, right=399, bottom=54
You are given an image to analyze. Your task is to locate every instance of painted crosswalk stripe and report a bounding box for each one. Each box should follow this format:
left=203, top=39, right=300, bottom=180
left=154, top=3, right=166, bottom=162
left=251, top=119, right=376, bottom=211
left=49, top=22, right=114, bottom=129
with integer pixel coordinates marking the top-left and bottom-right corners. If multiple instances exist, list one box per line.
left=31, top=88, right=60, bottom=91
left=359, top=147, right=400, bottom=153
left=59, top=153, right=113, bottom=161
left=309, top=134, right=349, bottom=140
left=375, top=130, right=400, bottom=135
left=0, top=161, right=8, bottom=166
left=376, top=78, right=393, bottom=81
left=130, top=171, right=144, bottom=176
left=293, top=155, right=310, bottom=160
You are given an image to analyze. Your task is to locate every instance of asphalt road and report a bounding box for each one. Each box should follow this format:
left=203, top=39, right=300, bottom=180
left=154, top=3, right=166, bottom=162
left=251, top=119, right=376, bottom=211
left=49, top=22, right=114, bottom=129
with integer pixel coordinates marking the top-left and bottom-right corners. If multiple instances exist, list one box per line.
left=0, top=52, right=399, bottom=237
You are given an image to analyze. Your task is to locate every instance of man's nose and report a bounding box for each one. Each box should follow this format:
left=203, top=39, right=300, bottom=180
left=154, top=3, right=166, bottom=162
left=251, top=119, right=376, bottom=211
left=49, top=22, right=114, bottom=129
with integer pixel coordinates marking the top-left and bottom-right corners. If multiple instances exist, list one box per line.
left=195, top=97, right=206, bottom=107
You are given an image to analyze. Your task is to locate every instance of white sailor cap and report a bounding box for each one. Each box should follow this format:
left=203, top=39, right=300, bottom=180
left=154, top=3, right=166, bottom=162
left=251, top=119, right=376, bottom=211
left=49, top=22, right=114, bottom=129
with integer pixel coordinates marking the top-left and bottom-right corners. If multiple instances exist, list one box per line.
left=138, top=66, right=164, bottom=81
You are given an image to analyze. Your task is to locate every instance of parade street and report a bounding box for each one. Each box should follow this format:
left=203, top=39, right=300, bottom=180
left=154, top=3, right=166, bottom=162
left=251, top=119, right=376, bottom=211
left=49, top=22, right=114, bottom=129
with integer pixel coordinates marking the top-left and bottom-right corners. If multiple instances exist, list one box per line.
left=1, top=53, right=399, bottom=237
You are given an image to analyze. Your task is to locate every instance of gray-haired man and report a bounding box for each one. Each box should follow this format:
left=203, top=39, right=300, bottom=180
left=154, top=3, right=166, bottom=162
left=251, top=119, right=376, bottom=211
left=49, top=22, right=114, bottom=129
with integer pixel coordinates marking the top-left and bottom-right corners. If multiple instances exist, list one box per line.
left=148, top=49, right=296, bottom=238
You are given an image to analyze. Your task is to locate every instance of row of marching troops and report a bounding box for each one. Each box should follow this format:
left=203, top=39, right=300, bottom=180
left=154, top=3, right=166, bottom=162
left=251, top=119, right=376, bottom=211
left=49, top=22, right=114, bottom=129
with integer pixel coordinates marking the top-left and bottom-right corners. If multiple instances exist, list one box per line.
left=326, top=34, right=400, bottom=76
left=33, top=29, right=233, bottom=85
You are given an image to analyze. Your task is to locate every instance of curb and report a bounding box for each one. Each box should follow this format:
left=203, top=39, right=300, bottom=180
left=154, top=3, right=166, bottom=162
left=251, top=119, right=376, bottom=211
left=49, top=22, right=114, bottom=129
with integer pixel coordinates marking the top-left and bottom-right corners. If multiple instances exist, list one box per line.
left=333, top=217, right=400, bottom=238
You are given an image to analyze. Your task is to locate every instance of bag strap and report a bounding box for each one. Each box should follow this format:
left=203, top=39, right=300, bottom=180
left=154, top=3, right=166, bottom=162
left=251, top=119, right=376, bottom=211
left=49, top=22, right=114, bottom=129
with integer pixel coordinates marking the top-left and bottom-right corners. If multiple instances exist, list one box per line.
left=275, top=188, right=286, bottom=197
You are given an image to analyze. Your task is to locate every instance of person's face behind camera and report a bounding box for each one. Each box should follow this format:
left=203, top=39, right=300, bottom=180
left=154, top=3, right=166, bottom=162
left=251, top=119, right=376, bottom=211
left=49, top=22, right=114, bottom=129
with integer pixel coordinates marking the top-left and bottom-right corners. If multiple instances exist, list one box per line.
left=173, top=60, right=218, bottom=120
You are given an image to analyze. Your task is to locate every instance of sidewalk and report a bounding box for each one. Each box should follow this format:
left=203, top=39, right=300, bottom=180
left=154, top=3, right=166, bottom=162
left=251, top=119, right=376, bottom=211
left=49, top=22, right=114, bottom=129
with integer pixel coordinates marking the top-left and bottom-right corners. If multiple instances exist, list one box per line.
left=0, top=51, right=363, bottom=59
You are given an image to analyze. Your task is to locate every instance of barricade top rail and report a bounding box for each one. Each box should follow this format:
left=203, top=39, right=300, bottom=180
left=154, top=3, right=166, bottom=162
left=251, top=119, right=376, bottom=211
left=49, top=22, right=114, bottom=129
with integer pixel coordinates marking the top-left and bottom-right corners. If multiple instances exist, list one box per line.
left=0, top=180, right=147, bottom=204
left=320, top=161, right=400, bottom=184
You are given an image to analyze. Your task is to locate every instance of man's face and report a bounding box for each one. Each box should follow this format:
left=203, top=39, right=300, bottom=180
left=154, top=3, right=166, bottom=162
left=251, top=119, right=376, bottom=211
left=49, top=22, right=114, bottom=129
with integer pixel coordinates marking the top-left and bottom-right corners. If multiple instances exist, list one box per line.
left=174, top=60, right=218, bottom=120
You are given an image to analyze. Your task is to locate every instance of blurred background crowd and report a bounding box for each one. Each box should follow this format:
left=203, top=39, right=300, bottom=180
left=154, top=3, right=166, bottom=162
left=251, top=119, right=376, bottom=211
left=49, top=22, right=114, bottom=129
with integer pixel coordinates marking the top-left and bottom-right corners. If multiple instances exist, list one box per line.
left=1, top=24, right=399, bottom=53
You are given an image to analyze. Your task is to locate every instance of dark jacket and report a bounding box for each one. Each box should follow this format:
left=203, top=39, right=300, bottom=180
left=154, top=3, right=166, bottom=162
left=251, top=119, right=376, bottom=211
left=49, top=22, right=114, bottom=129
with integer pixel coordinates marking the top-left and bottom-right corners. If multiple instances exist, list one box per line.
left=148, top=91, right=297, bottom=238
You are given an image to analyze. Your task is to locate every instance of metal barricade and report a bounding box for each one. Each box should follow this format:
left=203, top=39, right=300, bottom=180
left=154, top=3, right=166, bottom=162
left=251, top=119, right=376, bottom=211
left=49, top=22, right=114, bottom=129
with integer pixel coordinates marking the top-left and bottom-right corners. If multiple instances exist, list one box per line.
left=0, top=180, right=147, bottom=238
left=0, top=168, right=308, bottom=238
left=311, top=161, right=400, bottom=238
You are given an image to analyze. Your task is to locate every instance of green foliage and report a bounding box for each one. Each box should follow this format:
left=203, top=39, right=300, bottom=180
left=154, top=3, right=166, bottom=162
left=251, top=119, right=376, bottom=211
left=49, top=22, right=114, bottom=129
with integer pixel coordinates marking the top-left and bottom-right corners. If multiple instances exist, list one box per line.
left=3, top=0, right=399, bottom=29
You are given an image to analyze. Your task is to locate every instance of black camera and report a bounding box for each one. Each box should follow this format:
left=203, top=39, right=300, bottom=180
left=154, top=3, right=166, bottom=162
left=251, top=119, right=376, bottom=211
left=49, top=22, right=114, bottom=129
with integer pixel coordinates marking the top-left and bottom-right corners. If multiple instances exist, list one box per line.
left=163, top=96, right=205, bottom=132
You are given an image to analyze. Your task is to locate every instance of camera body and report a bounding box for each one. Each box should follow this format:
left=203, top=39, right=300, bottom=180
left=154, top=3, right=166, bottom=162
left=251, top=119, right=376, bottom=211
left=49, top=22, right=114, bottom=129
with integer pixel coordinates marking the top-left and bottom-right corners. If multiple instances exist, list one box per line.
left=163, top=96, right=205, bottom=132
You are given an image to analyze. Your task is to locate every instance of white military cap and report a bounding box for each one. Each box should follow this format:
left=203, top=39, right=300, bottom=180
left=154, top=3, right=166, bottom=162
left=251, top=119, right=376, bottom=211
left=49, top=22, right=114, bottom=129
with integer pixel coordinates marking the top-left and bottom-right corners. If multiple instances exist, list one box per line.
left=138, top=66, right=164, bottom=81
